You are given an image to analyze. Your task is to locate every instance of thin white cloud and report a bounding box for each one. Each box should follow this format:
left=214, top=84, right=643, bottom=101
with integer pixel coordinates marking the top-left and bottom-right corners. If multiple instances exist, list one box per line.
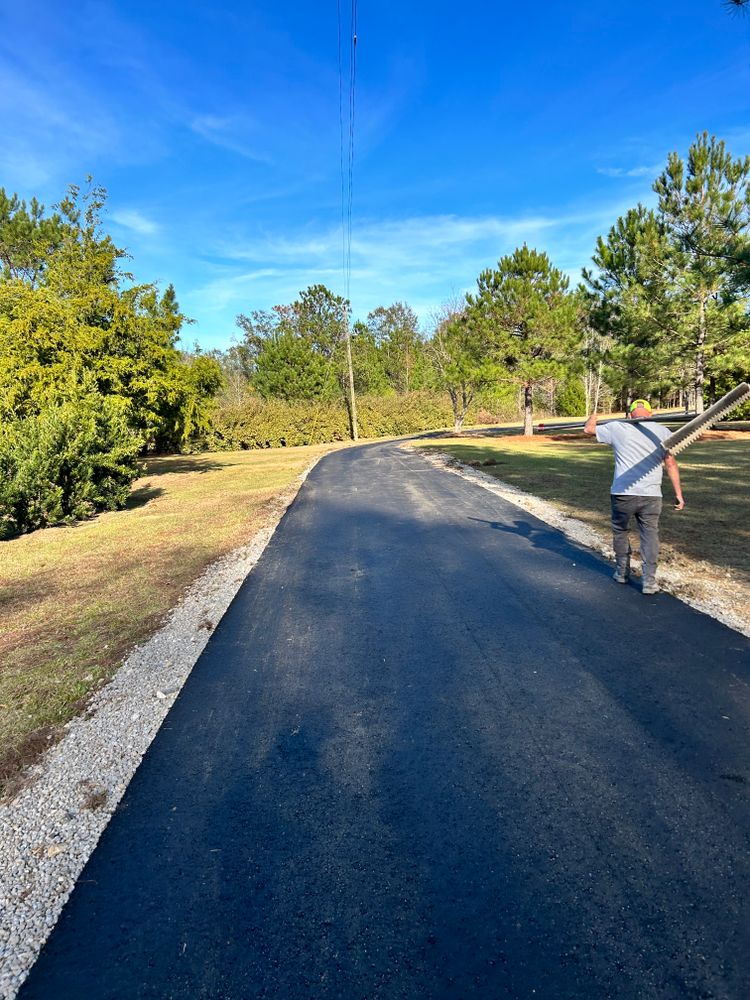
left=596, top=164, right=661, bottom=179
left=111, top=209, right=160, bottom=236
left=217, top=212, right=600, bottom=268
left=0, top=43, right=168, bottom=193
left=190, top=114, right=272, bottom=163
left=0, top=59, right=121, bottom=186
left=186, top=203, right=631, bottom=338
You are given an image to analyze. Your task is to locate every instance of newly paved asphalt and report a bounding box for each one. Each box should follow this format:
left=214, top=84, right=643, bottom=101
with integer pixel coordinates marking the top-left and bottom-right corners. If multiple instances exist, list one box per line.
left=20, top=442, right=750, bottom=999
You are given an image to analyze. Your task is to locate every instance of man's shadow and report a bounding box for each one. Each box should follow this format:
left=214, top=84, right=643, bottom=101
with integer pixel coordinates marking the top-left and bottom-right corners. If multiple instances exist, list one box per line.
left=467, top=516, right=614, bottom=579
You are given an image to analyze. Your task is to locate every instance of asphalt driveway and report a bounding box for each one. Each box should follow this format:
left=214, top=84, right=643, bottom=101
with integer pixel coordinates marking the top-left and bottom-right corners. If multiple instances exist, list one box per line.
left=19, top=441, right=750, bottom=999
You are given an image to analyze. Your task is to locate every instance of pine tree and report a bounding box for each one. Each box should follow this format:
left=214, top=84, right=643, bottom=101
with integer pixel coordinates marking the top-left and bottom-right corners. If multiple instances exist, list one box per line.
left=253, top=333, right=332, bottom=401
left=653, top=132, right=750, bottom=412
left=467, top=245, right=580, bottom=434
left=582, top=206, right=678, bottom=406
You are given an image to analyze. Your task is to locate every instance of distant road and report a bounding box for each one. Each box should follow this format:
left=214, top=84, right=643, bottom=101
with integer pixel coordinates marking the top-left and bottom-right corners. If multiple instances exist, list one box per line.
left=20, top=440, right=750, bottom=999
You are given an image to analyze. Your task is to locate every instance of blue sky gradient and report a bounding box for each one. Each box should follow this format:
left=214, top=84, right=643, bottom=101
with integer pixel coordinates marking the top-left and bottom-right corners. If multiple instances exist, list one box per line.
left=1, top=1, right=749, bottom=348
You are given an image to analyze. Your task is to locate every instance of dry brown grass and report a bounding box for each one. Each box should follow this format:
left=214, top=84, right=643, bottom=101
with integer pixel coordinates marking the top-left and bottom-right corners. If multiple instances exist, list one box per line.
left=0, top=443, right=341, bottom=794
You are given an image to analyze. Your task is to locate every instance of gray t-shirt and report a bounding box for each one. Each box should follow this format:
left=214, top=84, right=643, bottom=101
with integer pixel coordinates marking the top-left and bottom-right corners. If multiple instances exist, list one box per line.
left=596, top=420, right=672, bottom=496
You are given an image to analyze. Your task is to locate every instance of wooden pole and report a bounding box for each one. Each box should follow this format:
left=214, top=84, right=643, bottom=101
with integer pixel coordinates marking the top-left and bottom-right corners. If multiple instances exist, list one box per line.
left=344, top=313, right=358, bottom=441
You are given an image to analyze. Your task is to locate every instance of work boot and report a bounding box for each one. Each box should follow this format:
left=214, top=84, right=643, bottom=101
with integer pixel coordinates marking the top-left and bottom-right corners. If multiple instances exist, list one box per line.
left=612, top=556, right=630, bottom=584
left=641, top=564, right=658, bottom=595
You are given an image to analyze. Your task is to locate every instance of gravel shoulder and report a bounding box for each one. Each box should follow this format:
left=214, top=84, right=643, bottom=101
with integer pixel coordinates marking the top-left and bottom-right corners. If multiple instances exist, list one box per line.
left=0, top=461, right=319, bottom=1000
left=416, top=447, right=750, bottom=640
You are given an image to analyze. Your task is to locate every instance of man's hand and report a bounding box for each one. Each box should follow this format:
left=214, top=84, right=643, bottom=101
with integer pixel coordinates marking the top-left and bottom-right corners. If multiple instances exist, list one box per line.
left=583, top=412, right=598, bottom=436
left=664, top=453, right=684, bottom=510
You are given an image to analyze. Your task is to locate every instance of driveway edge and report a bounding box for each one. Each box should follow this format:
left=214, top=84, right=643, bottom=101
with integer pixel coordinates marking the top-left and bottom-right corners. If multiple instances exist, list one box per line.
left=0, top=456, right=322, bottom=1000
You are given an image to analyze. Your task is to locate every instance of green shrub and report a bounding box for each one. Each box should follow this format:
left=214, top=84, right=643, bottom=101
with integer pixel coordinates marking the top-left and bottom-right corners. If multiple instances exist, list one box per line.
left=206, top=396, right=349, bottom=450
left=356, top=393, right=457, bottom=436
left=206, top=392, right=478, bottom=450
left=0, top=393, right=143, bottom=538
left=203, top=390, right=545, bottom=452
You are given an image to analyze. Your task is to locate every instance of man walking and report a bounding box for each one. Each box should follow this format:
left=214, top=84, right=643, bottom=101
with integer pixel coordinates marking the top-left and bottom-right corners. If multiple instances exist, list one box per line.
left=584, top=399, right=685, bottom=594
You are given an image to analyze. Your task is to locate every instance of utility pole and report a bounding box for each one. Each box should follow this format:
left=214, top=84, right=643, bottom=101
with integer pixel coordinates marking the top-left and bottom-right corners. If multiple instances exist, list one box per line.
left=344, top=311, right=358, bottom=440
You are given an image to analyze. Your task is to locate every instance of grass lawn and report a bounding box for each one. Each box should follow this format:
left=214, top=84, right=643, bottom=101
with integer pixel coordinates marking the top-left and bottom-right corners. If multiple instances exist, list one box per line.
left=417, top=428, right=750, bottom=586
left=0, top=443, right=340, bottom=794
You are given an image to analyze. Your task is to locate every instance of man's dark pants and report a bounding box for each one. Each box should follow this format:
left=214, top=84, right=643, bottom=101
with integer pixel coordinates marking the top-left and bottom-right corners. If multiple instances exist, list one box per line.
left=611, top=494, right=662, bottom=577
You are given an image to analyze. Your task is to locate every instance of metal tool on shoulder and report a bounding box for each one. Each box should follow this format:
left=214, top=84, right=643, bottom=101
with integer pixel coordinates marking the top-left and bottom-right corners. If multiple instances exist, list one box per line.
left=660, top=382, right=750, bottom=457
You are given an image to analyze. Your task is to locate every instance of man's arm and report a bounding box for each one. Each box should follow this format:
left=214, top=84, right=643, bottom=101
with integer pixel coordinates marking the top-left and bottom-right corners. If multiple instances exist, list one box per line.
left=583, top=412, right=598, bottom=436
left=663, top=453, right=685, bottom=510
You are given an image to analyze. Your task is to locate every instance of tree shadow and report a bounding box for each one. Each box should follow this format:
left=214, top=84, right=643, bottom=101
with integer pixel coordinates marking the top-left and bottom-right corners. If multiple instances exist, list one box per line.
left=144, top=456, right=226, bottom=476
left=124, top=485, right=165, bottom=510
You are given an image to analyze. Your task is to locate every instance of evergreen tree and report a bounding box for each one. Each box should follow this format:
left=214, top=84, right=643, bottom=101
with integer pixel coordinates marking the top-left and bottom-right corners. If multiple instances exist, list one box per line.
left=253, top=332, right=332, bottom=401
left=294, top=284, right=348, bottom=360
left=467, top=245, right=580, bottom=434
left=0, top=182, right=221, bottom=451
left=0, top=188, right=70, bottom=286
left=653, top=132, right=750, bottom=411
left=366, top=302, right=430, bottom=393
left=235, top=284, right=349, bottom=402
left=429, top=302, right=497, bottom=432
left=582, top=206, right=678, bottom=406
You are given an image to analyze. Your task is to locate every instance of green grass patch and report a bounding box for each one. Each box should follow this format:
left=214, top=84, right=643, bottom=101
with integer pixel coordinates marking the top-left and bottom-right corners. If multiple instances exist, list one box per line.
left=418, top=430, right=750, bottom=585
left=0, top=443, right=340, bottom=796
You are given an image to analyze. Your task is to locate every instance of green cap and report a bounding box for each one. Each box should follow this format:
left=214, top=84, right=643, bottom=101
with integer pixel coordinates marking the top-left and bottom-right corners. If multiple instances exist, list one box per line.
left=629, top=399, right=652, bottom=413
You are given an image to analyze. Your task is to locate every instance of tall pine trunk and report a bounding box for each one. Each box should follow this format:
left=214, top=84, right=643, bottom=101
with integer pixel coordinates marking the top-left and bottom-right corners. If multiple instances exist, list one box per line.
left=592, top=363, right=602, bottom=414
left=450, top=388, right=470, bottom=433
left=523, top=384, right=533, bottom=435
left=694, top=296, right=707, bottom=414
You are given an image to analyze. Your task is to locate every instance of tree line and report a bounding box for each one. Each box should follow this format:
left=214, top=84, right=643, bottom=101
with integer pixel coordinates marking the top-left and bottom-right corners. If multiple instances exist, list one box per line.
left=1, top=132, right=749, bottom=536
left=210, top=133, right=750, bottom=437
left=208, top=260, right=584, bottom=438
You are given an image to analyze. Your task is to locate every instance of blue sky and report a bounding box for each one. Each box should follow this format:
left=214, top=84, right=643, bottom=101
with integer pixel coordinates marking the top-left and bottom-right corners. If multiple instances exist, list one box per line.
left=1, top=1, right=749, bottom=349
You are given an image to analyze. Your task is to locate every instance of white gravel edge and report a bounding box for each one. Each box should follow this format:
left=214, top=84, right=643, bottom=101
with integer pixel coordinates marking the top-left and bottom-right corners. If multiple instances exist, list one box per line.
left=417, top=448, right=750, bottom=640
left=0, top=457, right=321, bottom=999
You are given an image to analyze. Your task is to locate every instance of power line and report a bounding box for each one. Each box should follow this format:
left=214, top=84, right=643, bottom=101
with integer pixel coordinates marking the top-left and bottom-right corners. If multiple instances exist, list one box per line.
left=337, top=0, right=358, bottom=440
left=337, top=0, right=357, bottom=300
left=336, top=0, right=346, bottom=281
left=346, top=0, right=357, bottom=301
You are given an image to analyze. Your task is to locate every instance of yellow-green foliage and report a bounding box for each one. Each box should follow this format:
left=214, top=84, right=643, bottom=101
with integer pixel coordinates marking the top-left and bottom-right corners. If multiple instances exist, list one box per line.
left=208, top=396, right=349, bottom=449
left=357, top=393, right=458, bottom=436
left=206, top=392, right=521, bottom=450
left=0, top=391, right=143, bottom=538
left=0, top=184, right=222, bottom=453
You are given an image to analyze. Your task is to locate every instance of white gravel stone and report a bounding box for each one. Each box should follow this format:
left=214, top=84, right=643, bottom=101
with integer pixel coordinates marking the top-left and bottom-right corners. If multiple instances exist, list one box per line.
left=0, top=458, right=321, bottom=999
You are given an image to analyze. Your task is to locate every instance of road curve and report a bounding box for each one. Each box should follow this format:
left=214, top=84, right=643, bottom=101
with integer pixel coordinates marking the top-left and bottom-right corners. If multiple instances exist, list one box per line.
left=19, top=441, right=750, bottom=999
